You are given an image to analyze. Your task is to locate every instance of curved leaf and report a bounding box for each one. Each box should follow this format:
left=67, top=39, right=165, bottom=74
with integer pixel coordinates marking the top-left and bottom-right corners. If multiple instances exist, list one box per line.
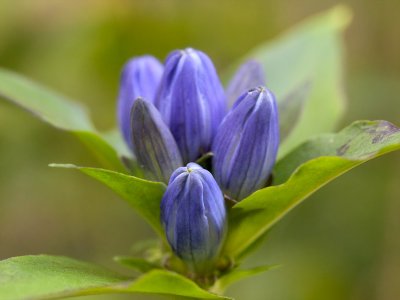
left=114, top=256, right=159, bottom=273
left=274, top=120, right=400, bottom=183
left=222, top=120, right=400, bottom=259
left=124, top=269, right=231, bottom=299
left=74, top=131, right=127, bottom=172
left=50, top=164, right=166, bottom=237
left=211, top=265, right=277, bottom=294
left=0, top=68, right=126, bottom=172
left=0, top=255, right=229, bottom=300
left=0, top=255, right=127, bottom=300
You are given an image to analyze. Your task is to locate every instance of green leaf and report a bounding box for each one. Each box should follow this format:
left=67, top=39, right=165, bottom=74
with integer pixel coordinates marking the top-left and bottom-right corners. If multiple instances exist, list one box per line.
left=212, top=265, right=277, bottom=294
left=0, top=255, right=229, bottom=300
left=50, top=164, right=166, bottom=237
left=125, top=269, right=231, bottom=299
left=222, top=120, right=400, bottom=259
left=0, top=68, right=126, bottom=172
left=0, top=255, right=127, bottom=300
left=0, top=68, right=92, bottom=131
left=240, top=5, right=352, bottom=158
left=114, top=256, right=159, bottom=273
left=74, top=131, right=127, bottom=172
left=102, top=128, right=132, bottom=160
left=274, top=120, right=400, bottom=184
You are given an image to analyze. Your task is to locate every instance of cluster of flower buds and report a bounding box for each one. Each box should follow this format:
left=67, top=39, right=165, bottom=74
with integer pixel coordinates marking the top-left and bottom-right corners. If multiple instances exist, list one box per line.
left=117, top=48, right=279, bottom=274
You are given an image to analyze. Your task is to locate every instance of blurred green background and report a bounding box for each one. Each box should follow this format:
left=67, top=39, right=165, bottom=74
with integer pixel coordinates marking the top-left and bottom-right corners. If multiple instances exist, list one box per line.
left=0, top=0, right=399, bottom=299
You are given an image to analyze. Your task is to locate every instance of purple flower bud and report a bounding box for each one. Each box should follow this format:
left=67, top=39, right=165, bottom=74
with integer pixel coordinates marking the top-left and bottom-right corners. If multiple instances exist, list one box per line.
left=130, top=98, right=182, bottom=183
left=155, top=48, right=226, bottom=163
left=226, top=60, right=266, bottom=108
left=161, top=163, right=226, bottom=273
left=212, top=87, right=280, bottom=201
left=118, top=56, right=163, bottom=149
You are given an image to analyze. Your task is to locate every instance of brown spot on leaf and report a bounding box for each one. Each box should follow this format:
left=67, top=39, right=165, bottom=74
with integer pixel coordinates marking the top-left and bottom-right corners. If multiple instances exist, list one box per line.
left=336, top=141, right=350, bottom=156
left=366, top=121, right=400, bottom=144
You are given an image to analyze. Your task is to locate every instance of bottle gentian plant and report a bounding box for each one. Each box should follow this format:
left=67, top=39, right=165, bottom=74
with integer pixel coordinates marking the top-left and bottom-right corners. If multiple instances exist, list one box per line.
left=0, top=6, right=400, bottom=300
left=122, top=48, right=279, bottom=278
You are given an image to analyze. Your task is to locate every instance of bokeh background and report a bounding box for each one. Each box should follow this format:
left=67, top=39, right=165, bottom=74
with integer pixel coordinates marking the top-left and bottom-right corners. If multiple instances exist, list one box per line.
left=0, top=1, right=399, bottom=299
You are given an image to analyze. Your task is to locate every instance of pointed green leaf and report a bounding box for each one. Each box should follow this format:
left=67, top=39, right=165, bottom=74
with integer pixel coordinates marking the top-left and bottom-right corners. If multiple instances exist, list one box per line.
left=102, top=128, right=132, bottom=160
left=0, top=68, right=92, bottom=131
left=124, top=269, right=231, bottom=299
left=114, top=256, right=159, bottom=273
left=50, top=164, right=166, bottom=237
left=274, top=120, right=400, bottom=184
left=0, top=68, right=126, bottom=172
left=222, top=120, right=400, bottom=259
left=212, top=265, right=277, bottom=294
left=0, top=255, right=230, bottom=300
left=74, top=131, right=127, bottom=172
left=236, top=5, right=351, bottom=157
left=0, top=255, right=128, bottom=300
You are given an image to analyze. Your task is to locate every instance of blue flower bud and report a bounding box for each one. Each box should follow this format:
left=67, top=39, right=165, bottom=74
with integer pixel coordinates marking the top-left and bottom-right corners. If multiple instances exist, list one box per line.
left=212, top=86, right=280, bottom=201
left=130, top=98, right=182, bottom=183
left=118, top=56, right=163, bottom=149
left=161, top=163, right=226, bottom=273
left=155, top=48, right=226, bottom=163
left=225, top=60, right=266, bottom=108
